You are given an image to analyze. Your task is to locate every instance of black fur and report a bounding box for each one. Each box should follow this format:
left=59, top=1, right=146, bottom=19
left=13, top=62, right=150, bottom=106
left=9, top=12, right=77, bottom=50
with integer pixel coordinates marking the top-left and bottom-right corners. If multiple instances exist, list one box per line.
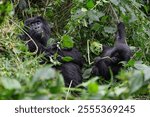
left=20, top=16, right=83, bottom=87
left=91, top=22, right=132, bottom=80
left=20, top=16, right=51, bottom=54
left=45, top=44, right=83, bottom=87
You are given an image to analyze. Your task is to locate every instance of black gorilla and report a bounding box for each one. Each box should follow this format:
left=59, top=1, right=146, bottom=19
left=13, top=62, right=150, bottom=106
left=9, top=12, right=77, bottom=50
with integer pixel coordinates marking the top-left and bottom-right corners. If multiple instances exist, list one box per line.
left=20, top=16, right=83, bottom=87
left=91, top=22, right=132, bottom=80
left=19, top=16, right=51, bottom=54
left=45, top=44, right=83, bottom=87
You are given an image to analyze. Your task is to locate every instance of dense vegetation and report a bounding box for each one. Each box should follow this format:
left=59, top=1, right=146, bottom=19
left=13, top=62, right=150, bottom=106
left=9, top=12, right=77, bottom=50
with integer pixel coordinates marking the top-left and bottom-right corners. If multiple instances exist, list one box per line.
left=0, top=0, right=150, bottom=99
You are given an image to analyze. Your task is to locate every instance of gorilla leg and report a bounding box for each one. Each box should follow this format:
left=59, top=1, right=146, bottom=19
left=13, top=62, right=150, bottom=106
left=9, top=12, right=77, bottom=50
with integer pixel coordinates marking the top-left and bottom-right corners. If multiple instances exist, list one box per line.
left=60, top=63, right=82, bottom=87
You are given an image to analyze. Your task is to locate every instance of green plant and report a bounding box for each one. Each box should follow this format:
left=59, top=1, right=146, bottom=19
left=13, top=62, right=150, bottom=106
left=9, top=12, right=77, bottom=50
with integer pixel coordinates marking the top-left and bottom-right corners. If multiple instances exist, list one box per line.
left=0, top=0, right=150, bottom=100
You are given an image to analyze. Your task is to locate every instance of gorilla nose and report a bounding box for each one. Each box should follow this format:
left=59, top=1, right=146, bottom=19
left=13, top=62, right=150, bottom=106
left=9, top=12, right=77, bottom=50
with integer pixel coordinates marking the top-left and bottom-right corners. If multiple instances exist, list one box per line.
left=35, top=27, right=38, bottom=29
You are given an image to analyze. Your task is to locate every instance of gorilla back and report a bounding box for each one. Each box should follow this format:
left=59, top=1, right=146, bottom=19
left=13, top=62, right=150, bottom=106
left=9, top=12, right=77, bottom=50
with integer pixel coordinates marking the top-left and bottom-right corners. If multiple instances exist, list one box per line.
left=45, top=44, right=84, bottom=87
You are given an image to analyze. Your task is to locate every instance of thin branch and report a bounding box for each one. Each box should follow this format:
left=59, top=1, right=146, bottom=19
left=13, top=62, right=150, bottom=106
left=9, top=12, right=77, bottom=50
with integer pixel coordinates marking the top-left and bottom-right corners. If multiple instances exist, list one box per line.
left=9, top=18, right=39, bottom=54
left=43, top=0, right=50, bottom=16
left=65, top=80, right=73, bottom=100
left=109, top=2, right=120, bottom=23
left=87, top=40, right=91, bottom=65
left=28, top=0, right=32, bottom=17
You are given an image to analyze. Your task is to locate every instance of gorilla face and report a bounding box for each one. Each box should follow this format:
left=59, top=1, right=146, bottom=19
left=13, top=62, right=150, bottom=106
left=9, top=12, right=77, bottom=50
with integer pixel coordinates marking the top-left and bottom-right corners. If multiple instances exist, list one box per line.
left=24, top=16, right=49, bottom=38
left=30, top=20, right=43, bottom=34
left=20, top=16, right=51, bottom=53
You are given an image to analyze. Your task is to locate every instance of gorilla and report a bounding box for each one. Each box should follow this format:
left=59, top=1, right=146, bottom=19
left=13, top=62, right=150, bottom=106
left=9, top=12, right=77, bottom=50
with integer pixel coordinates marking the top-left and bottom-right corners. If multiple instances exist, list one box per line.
left=19, top=16, right=83, bottom=87
left=45, top=43, right=83, bottom=87
left=91, top=22, right=132, bottom=80
left=19, top=16, right=50, bottom=54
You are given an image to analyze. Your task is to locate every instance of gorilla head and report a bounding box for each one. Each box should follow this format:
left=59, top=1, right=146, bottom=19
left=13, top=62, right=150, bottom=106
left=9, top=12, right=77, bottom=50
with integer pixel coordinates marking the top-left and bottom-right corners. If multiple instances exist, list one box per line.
left=20, top=16, right=51, bottom=53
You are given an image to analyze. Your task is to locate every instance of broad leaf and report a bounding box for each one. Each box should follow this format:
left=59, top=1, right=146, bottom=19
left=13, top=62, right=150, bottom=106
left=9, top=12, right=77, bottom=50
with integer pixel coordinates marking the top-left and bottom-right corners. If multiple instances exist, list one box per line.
left=60, top=35, right=74, bottom=49
left=83, top=68, right=92, bottom=79
left=90, top=41, right=103, bottom=55
left=33, top=66, right=56, bottom=82
left=129, top=71, right=144, bottom=93
left=1, top=77, right=21, bottom=90
left=143, top=68, right=150, bottom=82
left=62, top=56, right=73, bottom=62
left=88, top=82, right=99, bottom=94
left=86, top=0, right=94, bottom=9
left=110, top=0, right=120, bottom=6
left=104, top=26, right=116, bottom=34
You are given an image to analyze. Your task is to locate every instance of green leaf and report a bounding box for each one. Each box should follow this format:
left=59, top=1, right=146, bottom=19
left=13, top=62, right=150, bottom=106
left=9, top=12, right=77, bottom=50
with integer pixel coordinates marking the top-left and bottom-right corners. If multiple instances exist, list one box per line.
left=88, top=82, right=99, bottom=94
left=83, top=68, right=92, bottom=79
left=143, top=67, right=150, bottom=82
left=97, top=11, right=105, bottom=18
left=13, top=48, right=21, bottom=54
left=102, top=0, right=109, bottom=3
left=33, top=66, right=56, bottom=82
left=81, top=77, right=99, bottom=87
left=135, top=52, right=142, bottom=58
left=86, top=0, right=95, bottom=9
left=91, top=23, right=101, bottom=31
left=126, top=59, right=135, bottom=67
left=81, top=8, right=87, bottom=12
left=110, top=0, right=120, bottom=6
left=119, top=6, right=126, bottom=15
left=1, top=77, right=21, bottom=90
left=88, top=11, right=99, bottom=22
left=90, top=41, right=103, bottom=55
left=72, top=9, right=87, bottom=20
left=60, top=35, right=74, bottom=49
left=129, top=71, right=144, bottom=93
left=134, top=63, right=148, bottom=70
left=0, top=1, right=13, bottom=24
left=129, top=13, right=137, bottom=23
left=125, top=4, right=132, bottom=12
left=114, top=87, right=128, bottom=96
left=104, top=26, right=116, bottom=34
left=87, top=10, right=104, bottom=23
left=62, top=56, right=73, bottom=62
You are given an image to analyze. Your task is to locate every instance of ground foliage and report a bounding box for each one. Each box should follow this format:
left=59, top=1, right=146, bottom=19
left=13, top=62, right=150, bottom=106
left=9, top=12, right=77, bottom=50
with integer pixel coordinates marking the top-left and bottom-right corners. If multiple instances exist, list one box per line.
left=0, top=0, right=150, bottom=99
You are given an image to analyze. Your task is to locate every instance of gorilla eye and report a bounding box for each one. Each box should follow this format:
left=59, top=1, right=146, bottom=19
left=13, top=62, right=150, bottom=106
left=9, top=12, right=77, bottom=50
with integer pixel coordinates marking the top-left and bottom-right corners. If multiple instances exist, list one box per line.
left=37, top=21, right=41, bottom=25
left=31, top=23, right=34, bottom=26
